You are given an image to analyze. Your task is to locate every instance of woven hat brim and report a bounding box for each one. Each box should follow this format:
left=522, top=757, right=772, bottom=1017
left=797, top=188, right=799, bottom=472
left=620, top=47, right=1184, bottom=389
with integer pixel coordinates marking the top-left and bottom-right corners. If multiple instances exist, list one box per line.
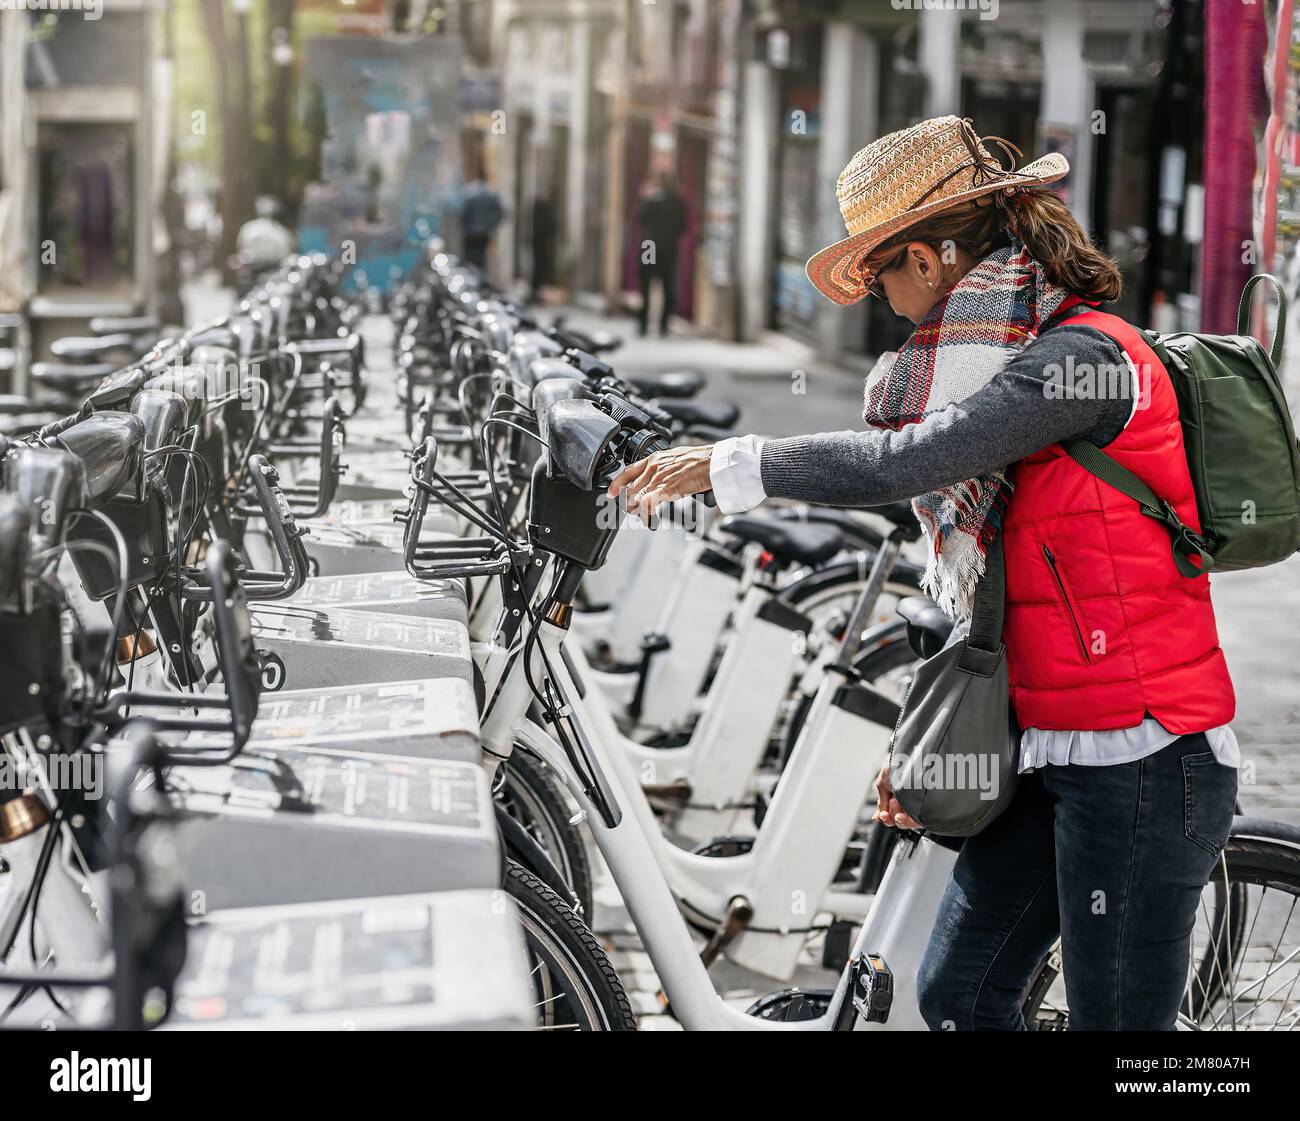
left=805, top=153, right=1070, bottom=306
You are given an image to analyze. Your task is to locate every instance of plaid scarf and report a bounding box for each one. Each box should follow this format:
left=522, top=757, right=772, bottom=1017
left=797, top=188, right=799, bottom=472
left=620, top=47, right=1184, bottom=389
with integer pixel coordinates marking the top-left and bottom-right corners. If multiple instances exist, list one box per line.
left=863, top=243, right=1074, bottom=619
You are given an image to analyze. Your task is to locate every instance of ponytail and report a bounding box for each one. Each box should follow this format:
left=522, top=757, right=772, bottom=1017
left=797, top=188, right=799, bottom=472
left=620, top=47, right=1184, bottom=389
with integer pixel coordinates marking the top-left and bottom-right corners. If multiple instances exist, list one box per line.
left=993, top=189, right=1122, bottom=302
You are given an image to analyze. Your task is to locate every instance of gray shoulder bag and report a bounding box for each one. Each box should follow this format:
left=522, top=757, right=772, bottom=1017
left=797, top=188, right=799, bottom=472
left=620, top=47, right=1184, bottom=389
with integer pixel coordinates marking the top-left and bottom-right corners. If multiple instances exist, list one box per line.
left=888, top=534, right=1019, bottom=837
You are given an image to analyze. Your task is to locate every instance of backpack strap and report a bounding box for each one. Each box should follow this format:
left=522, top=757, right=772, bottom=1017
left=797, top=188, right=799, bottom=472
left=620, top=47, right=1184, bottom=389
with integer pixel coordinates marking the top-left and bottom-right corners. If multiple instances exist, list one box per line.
left=1060, top=438, right=1213, bottom=578
left=1050, top=308, right=1213, bottom=578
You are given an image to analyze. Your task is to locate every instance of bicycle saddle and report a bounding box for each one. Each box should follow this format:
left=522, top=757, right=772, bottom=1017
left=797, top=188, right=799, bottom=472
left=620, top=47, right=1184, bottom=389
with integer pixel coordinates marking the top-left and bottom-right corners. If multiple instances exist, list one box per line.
left=560, top=327, right=620, bottom=355
left=897, top=595, right=955, bottom=659
left=656, top=398, right=740, bottom=430
left=0, top=412, right=60, bottom=437
left=49, top=333, right=135, bottom=361
left=30, top=361, right=116, bottom=393
left=0, top=395, right=38, bottom=416
left=774, top=506, right=871, bottom=534
left=90, top=316, right=158, bottom=336
left=719, top=515, right=843, bottom=566
left=627, top=369, right=703, bottom=399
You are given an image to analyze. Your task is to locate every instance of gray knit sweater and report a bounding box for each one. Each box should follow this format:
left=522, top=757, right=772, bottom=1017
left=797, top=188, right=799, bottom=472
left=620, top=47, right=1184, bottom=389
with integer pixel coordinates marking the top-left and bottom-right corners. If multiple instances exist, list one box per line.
left=759, top=325, right=1133, bottom=506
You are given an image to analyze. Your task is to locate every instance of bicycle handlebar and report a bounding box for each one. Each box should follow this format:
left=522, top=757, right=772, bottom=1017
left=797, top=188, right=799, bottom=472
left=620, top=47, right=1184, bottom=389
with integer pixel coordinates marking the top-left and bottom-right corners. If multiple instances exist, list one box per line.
left=225, top=454, right=309, bottom=600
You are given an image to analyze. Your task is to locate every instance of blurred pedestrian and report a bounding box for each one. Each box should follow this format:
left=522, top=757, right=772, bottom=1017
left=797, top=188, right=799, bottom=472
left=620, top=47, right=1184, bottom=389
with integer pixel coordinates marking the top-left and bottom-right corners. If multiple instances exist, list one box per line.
left=529, top=195, right=556, bottom=302
left=461, top=170, right=506, bottom=271
left=635, top=170, right=687, bottom=336
left=234, top=195, right=296, bottom=290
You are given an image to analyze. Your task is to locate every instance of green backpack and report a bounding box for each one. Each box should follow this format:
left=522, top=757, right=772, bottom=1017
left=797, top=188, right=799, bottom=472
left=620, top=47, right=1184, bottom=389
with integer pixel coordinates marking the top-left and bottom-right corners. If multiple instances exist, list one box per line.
left=1063, top=274, right=1300, bottom=577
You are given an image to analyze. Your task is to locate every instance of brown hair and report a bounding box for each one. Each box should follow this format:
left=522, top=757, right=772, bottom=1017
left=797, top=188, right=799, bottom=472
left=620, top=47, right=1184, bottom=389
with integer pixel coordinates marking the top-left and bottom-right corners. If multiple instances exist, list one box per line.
left=865, top=189, right=1122, bottom=303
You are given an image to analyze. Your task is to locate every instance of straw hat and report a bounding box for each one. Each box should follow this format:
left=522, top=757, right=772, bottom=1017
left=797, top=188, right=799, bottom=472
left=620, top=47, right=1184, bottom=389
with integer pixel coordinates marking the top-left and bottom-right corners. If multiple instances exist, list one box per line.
left=806, top=116, right=1069, bottom=306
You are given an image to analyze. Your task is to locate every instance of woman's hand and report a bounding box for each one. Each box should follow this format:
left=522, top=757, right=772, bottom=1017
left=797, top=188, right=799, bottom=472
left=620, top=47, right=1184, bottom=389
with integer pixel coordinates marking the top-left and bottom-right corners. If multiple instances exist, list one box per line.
left=607, top=444, right=713, bottom=525
left=873, top=763, right=921, bottom=830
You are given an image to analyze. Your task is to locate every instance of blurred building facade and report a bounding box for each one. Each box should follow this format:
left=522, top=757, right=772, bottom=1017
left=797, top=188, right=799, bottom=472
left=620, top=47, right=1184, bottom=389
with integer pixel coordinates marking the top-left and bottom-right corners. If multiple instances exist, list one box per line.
left=481, top=0, right=1210, bottom=363
left=0, top=1, right=160, bottom=382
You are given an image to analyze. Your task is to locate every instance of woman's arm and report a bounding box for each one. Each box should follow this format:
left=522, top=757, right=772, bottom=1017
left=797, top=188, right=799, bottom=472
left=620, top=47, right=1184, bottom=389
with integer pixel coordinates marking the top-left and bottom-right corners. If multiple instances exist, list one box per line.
left=609, top=326, right=1134, bottom=520
left=759, top=325, right=1134, bottom=508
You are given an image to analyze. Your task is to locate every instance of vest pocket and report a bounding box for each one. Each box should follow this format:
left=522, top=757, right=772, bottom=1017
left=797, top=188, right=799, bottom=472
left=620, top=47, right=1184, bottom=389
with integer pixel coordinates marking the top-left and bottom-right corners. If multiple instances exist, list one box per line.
left=1042, top=544, right=1092, bottom=663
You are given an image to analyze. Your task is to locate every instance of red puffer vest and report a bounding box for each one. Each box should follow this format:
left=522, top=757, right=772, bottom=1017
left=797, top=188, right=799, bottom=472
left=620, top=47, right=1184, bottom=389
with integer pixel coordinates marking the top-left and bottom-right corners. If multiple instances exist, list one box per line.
left=1000, top=308, right=1235, bottom=732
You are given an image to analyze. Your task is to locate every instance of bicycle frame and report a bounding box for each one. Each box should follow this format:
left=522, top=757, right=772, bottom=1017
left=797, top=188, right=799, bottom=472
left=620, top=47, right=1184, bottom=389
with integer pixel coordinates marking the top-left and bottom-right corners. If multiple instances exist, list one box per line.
left=480, top=608, right=894, bottom=980
left=482, top=616, right=952, bottom=1028
left=563, top=592, right=809, bottom=841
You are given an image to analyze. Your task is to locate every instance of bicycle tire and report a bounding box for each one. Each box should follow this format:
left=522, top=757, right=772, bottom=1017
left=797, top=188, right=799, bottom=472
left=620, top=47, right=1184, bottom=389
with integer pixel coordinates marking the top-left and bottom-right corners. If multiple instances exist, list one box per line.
left=499, top=751, right=595, bottom=918
left=505, top=861, right=637, bottom=1031
left=777, top=555, right=925, bottom=613
left=1022, top=827, right=1300, bottom=1030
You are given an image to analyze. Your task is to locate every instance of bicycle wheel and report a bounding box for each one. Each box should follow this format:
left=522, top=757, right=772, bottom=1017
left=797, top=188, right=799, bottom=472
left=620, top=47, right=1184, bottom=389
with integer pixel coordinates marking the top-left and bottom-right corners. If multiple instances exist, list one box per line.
left=505, top=862, right=637, bottom=1031
left=1023, top=825, right=1300, bottom=1030
left=498, top=750, right=594, bottom=918
left=779, top=558, right=923, bottom=657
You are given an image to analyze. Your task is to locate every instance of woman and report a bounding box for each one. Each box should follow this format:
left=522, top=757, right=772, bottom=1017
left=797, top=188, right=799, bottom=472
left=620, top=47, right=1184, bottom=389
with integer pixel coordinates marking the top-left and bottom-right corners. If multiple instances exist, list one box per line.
left=608, top=116, right=1238, bottom=1031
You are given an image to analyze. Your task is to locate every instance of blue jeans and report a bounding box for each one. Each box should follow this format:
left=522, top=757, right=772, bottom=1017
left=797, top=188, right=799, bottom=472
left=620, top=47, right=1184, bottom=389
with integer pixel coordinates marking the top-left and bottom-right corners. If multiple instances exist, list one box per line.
left=916, top=732, right=1237, bottom=1030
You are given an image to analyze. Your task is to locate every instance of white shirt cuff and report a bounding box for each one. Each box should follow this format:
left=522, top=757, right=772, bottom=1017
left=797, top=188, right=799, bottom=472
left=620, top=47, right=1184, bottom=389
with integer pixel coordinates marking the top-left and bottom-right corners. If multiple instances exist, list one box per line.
left=709, top=434, right=767, bottom=514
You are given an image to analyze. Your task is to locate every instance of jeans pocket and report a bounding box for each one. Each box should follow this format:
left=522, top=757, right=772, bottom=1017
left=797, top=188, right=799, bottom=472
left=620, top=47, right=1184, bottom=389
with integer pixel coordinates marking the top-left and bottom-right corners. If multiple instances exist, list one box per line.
left=1183, top=751, right=1236, bottom=856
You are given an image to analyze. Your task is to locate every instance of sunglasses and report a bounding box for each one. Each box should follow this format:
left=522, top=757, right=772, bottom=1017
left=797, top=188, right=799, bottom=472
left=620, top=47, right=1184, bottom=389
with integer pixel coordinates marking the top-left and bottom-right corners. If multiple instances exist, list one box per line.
left=862, top=246, right=907, bottom=300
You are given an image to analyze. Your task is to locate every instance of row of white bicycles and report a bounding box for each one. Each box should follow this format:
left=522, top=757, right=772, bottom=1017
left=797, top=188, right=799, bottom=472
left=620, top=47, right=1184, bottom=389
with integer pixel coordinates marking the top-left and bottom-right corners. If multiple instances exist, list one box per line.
left=0, top=246, right=1295, bottom=1031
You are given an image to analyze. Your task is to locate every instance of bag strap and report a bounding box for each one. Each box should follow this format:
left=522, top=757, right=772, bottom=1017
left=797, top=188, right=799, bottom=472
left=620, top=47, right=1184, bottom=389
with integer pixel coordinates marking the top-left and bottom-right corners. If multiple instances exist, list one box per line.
left=966, top=532, right=1004, bottom=652
left=956, top=533, right=1006, bottom=675
left=1062, top=438, right=1213, bottom=578
left=1238, top=274, right=1286, bottom=368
